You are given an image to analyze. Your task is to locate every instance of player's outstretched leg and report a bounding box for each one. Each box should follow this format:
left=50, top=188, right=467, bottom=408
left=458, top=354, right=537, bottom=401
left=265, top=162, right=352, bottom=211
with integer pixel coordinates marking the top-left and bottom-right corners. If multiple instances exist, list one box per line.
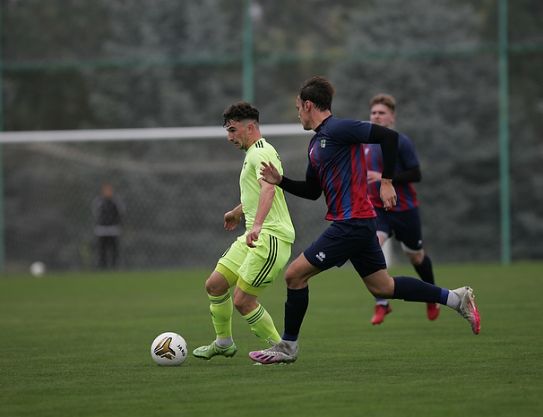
left=249, top=340, right=298, bottom=365
left=451, top=286, right=481, bottom=335
left=391, top=276, right=480, bottom=334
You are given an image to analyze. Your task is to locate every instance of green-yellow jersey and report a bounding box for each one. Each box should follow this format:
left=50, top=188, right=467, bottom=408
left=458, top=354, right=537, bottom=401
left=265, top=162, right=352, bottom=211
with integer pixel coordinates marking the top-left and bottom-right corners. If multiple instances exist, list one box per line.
left=240, top=138, right=295, bottom=244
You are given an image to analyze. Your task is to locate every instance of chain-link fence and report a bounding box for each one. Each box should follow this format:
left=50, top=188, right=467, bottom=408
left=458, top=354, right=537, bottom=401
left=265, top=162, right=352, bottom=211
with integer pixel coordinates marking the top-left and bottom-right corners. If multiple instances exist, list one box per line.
left=3, top=132, right=332, bottom=272
left=1, top=0, right=542, bottom=271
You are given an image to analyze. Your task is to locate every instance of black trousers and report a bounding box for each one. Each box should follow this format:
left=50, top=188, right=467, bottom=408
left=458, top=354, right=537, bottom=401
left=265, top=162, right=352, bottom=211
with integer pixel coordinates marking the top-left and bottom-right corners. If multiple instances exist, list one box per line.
left=97, top=235, right=119, bottom=269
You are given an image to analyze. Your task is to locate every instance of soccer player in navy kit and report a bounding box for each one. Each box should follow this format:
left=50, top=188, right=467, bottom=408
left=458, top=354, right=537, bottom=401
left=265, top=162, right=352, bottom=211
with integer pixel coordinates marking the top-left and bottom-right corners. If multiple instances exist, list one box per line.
left=249, top=76, right=480, bottom=365
left=365, top=94, right=440, bottom=325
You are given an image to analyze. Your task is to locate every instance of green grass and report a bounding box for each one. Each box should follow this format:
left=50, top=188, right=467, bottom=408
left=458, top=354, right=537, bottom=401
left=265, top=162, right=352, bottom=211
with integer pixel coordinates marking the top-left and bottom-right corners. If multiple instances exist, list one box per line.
left=1, top=262, right=542, bottom=417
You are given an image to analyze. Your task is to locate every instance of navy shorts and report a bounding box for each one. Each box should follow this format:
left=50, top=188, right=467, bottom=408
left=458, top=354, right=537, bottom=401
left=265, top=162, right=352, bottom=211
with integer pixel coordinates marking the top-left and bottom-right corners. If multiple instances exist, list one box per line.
left=304, top=218, right=386, bottom=278
left=375, top=207, right=423, bottom=251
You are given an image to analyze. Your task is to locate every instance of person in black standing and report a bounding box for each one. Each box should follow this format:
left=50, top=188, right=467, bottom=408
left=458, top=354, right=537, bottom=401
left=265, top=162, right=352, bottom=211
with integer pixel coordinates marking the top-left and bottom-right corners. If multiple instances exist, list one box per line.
left=92, top=183, right=125, bottom=269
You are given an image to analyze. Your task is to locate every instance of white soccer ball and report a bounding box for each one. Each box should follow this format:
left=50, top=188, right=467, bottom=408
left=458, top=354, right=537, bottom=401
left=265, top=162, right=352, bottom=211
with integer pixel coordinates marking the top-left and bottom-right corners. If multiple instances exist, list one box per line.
left=30, top=261, right=46, bottom=277
left=150, top=332, right=188, bottom=366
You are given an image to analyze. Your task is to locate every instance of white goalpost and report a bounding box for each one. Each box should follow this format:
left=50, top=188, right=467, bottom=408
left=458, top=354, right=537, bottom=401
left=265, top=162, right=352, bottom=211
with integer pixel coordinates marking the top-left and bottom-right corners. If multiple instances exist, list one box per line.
left=0, top=124, right=308, bottom=144
left=0, top=124, right=318, bottom=271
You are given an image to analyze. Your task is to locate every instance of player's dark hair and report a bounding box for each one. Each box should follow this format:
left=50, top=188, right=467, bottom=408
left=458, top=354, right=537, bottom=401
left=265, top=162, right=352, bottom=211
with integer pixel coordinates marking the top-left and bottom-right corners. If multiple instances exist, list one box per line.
left=299, top=76, right=335, bottom=111
left=370, top=93, right=396, bottom=112
left=223, top=102, right=259, bottom=126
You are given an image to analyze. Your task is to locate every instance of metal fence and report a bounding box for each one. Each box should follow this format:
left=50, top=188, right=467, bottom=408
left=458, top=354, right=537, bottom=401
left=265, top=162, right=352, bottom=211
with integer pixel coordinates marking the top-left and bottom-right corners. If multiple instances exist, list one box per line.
left=1, top=0, right=542, bottom=271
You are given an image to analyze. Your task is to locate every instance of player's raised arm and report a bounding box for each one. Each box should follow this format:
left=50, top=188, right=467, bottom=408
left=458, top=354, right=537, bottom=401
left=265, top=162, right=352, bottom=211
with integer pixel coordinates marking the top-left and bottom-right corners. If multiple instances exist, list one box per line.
left=260, top=161, right=321, bottom=201
left=259, top=161, right=282, bottom=185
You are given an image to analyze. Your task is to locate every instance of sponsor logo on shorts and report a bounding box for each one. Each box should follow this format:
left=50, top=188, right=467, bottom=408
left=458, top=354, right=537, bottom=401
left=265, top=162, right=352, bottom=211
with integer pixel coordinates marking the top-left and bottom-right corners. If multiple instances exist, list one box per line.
left=316, top=251, right=326, bottom=262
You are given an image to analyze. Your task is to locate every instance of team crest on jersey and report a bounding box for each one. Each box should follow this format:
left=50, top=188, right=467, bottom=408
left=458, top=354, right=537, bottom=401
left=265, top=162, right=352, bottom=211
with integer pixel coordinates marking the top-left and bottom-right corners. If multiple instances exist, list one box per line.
left=320, top=139, right=326, bottom=148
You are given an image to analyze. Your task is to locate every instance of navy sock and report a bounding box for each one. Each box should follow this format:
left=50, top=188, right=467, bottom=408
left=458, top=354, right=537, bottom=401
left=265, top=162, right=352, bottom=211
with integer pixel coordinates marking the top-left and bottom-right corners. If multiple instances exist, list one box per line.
left=392, top=276, right=446, bottom=303
left=282, top=287, right=309, bottom=341
left=413, top=255, right=435, bottom=285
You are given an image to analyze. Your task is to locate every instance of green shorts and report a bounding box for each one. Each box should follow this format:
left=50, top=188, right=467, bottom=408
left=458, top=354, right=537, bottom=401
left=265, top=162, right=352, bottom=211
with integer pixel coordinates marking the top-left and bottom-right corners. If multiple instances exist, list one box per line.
left=216, top=232, right=292, bottom=296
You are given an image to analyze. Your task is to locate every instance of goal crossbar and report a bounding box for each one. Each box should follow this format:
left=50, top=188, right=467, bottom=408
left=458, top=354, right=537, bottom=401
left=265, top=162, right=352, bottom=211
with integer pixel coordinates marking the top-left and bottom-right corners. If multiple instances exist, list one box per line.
left=0, top=124, right=310, bottom=144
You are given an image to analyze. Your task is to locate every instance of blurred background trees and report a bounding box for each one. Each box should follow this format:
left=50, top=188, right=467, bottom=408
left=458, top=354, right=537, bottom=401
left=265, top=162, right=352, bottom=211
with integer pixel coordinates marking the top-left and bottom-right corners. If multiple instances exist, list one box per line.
left=1, top=0, right=541, bottom=270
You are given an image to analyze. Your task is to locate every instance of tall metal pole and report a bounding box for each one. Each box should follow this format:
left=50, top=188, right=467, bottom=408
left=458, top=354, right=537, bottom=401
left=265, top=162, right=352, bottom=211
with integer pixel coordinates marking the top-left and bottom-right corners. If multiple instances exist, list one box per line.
left=0, top=5, right=5, bottom=271
left=498, top=0, right=511, bottom=264
left=242, top=0, right=254, bottom=103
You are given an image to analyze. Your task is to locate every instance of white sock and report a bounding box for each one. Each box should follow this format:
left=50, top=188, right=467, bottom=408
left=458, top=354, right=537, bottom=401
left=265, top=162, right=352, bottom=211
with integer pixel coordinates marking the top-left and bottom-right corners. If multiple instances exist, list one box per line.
left=281, top=340, right=297, bottom=352
left=215, top=337, right=233, bottom=347
left=446, top=290, right=461, bottom=309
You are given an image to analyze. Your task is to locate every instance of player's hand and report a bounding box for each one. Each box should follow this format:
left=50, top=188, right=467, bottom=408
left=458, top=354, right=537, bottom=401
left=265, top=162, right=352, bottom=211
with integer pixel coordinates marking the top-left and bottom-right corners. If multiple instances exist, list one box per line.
left=260, top=161, right=282, bottom=185
left=224, top=210, right=241, bottom=231
left=367, top=170, right=382, bottom=184
left=380, top=180, right=397, bottom=210
left=246, top=225, right=262, bottom=248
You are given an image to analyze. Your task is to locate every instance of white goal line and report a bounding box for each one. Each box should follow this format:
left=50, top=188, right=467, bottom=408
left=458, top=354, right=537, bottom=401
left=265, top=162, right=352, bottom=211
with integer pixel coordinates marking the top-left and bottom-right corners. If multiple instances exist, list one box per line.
left=0, top=124, right=311, bottom=144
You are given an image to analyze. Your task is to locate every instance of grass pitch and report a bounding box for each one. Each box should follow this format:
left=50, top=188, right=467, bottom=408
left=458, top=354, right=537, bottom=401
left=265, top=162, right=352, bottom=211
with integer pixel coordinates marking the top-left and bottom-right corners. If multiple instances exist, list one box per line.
left=1, top=262, right=542, bottom=417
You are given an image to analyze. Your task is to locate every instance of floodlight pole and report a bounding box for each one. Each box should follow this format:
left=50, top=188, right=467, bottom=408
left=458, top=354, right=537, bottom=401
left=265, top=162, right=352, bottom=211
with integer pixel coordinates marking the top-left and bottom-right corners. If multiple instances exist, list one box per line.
left=242, top=0, right=254, bottom=103
left=498, top=0, right=511, bottom=264
left=0, top=7, right=5, bottom=272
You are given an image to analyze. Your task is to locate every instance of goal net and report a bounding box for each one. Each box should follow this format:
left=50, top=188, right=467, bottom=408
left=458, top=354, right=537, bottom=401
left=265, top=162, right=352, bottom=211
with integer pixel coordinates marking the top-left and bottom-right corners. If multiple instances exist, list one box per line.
left=1, top=125, right=332, bottom=272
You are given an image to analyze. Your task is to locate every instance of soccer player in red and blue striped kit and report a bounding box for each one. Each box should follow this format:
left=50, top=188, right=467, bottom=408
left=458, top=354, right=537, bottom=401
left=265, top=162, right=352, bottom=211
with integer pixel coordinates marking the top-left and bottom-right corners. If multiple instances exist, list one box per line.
left=249, top=76, right=480, bottom=365
left=365, top=93, right=440, bottom=325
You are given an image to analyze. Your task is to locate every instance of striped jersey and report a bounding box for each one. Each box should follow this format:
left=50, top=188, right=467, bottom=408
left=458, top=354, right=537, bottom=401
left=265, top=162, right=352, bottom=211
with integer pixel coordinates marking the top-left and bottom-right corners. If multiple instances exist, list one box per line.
left=241, top=138, right=295, bottom=243
left=306, top=116, right=376, bottom=221
left=364, top=132, right=419, bottom=211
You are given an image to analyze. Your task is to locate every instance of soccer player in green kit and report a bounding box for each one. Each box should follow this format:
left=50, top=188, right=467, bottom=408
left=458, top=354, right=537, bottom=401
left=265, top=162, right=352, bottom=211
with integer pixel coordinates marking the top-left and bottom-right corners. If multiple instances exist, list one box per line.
left=193, top=102, right=295, bottom=360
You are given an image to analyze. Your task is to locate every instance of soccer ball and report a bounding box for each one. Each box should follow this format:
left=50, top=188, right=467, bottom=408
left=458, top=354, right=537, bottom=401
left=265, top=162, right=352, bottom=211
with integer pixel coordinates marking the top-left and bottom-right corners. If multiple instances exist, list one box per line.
left=30, top=261, right=46, bottom=277
left=150, top=332, right=188, bottom=366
